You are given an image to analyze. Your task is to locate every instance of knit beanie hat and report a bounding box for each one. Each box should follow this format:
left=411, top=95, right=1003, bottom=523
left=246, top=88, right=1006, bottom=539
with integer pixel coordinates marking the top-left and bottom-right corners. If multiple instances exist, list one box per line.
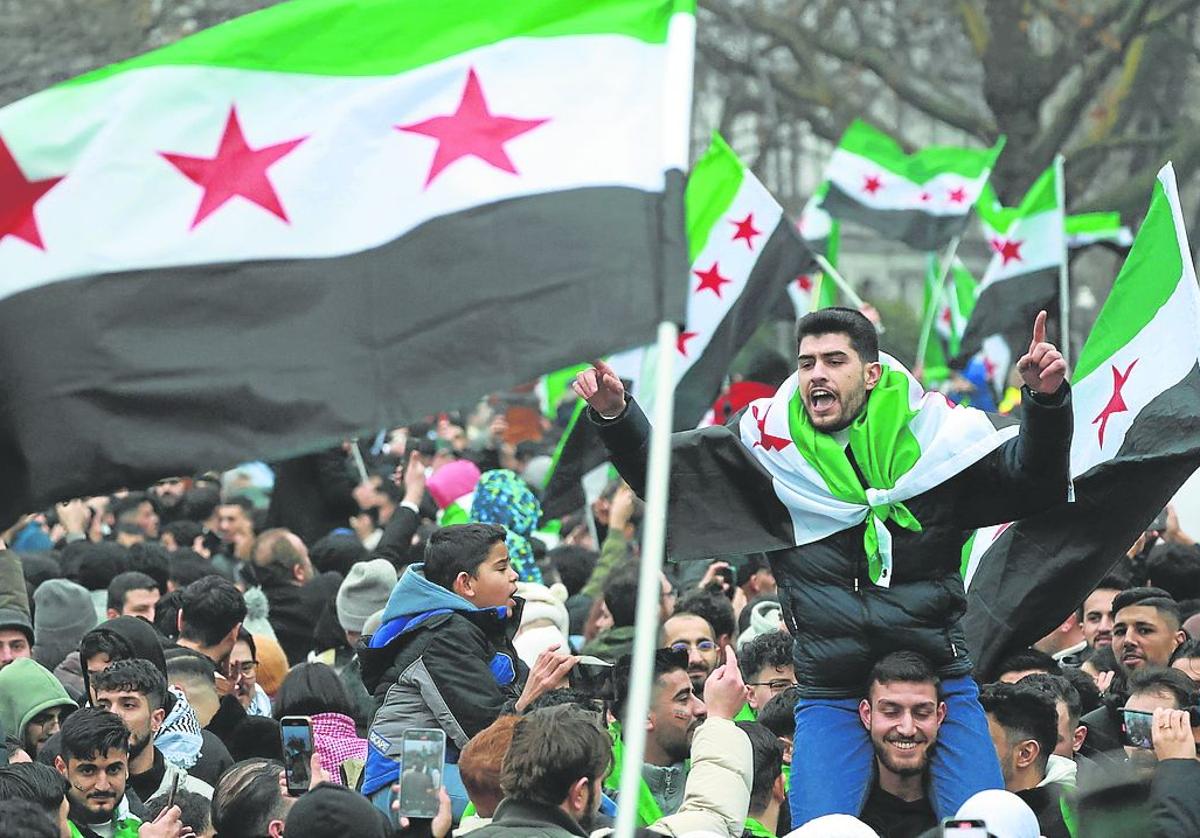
left=336, top=560, right=398, bottom=633
left=32, top=579, right=97, bottom=671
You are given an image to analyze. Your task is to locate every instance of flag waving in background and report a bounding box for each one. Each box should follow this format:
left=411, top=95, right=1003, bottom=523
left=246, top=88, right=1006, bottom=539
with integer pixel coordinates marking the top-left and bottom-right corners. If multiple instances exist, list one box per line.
left=918, top=256, right=977, bottom=385
left=818, top=119, right=1004, bottom=252
left=541, top=134, right=812, bottom=518
left=957, top=165, right=1065, bottom=363
left=963, top=163, right=1200, bottom=678
left=0, top=0, right=696, bottom=521
left=1067, top=212, right=1133, bottom=250
left=788, top=184, right=840, bottom=316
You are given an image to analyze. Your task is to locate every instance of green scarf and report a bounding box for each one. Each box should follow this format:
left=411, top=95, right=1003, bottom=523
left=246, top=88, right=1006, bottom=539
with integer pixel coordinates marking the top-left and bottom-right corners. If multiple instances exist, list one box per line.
left=744, top=817, right=776, bottom=837
left=788, top=365, right=923, bottom=584
left=605, top=721, right=665, bottom=827
left=69, top=817, right=140, bottom=838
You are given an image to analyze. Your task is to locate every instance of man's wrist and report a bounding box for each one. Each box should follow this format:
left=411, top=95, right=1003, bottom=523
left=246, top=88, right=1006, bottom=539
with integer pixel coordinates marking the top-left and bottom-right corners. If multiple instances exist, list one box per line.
left=1024, top=383, right=1066, bottom=406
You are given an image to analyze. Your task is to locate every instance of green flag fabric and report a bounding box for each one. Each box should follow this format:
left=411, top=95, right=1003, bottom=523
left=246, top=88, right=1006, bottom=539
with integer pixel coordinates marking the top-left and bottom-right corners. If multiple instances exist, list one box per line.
left=0, top=0, right=695, bottom=518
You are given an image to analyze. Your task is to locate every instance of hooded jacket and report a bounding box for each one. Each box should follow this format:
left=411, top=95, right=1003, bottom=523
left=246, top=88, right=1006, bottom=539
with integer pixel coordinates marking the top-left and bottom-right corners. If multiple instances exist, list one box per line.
left=358, top=563, right=527, bottom=795
left=0, top=657, right=76, bottom=749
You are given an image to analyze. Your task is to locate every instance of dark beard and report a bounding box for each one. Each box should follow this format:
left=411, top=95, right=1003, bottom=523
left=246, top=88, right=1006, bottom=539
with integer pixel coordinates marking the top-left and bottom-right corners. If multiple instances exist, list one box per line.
left=577, top=782, right=598, bottom=833
left=129, top=731, right=151, bottom=760
left=872, top=737, right=929, bottom=778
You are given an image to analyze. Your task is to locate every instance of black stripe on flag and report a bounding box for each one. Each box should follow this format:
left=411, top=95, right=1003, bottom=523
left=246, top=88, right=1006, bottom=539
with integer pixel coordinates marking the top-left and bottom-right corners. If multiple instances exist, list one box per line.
left=0, top=179, right=687, bottom=520
left=964, top=365, right=1200, bottom=679
left=820, top=182, right=970, bottom=252
left=957, top=268, right=1058, bottom=364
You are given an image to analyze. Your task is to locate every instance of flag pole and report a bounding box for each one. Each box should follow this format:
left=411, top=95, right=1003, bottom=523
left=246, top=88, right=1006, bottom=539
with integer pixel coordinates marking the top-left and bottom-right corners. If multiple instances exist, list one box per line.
left=813, top=254, right=863, bottom=307
left=348, top=439, right=369, bottom=484
left=915, top=235, right=962, bottom=371
left=811, top=271, right=824, bottom=312
left=1054, top=154, right=1071, bottom=368
left=614, top=321, right=677, bottom=838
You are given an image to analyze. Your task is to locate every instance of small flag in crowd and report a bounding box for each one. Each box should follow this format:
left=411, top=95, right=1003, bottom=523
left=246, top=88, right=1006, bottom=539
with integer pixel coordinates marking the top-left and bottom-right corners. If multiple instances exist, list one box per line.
left=0, top=0, right=696, bottom=520
left=958, top=164, right=1065, bottom=363
left=541, top=134, right=812, bottom=517
left=918, top=256, right=977, bottom=385
left=788, top=185, right=839, bottom=316
left=963, top=163, right=1200, bottom=677
left=1066, top=211, right=1133, bottom=250
left=818, top=119, right=1004, bottom=252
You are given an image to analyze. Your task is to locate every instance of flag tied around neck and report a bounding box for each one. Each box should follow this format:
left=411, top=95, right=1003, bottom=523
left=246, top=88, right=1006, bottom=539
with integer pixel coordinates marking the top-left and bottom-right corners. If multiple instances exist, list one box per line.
left=0, top=0, right=696, bottom=519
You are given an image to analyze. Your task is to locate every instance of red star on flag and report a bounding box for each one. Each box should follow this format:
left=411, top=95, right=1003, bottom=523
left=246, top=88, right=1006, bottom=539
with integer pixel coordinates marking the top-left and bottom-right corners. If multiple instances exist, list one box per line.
left=399, top=68, right=548, bottom=188
left=1092, top=359, right=1138, bottom=448
left=940, top=307, right=952, bottom=325
left=863, top=174, right=883, bottom=195
left=990, top=521, right=1013, bottom=543
left=919, top=191, right=931, bottom=202
left=947, top=186, right=967, bottom=204
left=676, top=330, right=699, bottom=356
left=751, top=403, right=791, bottom=451
left=0, top=134, right=65, bottom=250
left=161, top=106, right=307, bottom=229
left=989, top=237, right=1024, bottom=266
left=693, top=263, right=732, bottom=297
left=796, top=275, right=814, bottom=292
left=730, top=213, right=760, bottom=249
left=983, top=355, right=998, bottom=382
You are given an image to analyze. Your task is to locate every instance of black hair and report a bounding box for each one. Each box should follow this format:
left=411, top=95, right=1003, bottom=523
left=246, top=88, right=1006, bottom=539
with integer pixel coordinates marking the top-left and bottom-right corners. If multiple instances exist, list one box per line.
left=178, top=485, right=221, bottom=523
left=153, top=589, right=183, bottom=641
left=1146, top=543, right=1200, bottom=602
left=739, top=630, right=793, bottom=683
left=613, top=648, right=689, bottom=721
left=310, top=533, right=368, bottom=577
left=273, top=662, right=356, bottom=721
left=737, top=592, right=780, bottom=636
left=167, top=552, right=221, bottom=589
left=523, top=687, right=606, bottom=715
left=106, top=571, right=159, bottom=613
left=126, top=542, right=171, bottom=592
left=990, top=648, right=1061, bottom=683
left=145, top=789, right=211, bottom=835
left=603, top=564, right=641, bottom=628
left=735, top=721, right=784, bottom=812
left=1018, top=672, right=1083, bottom=726
left=979, top=682, right=1058, bottom=776
left=79, top=629, right=136, bottom=669
left=1127, top=666, right=1198, bottom=710
left=66, top=541, right=130, bottom=592
left=547, top=546, right=597, bottom=598
left=91, top=658, right=168, bottom=712
left=179, top=575, right=247, bottom=647
left=162, top=520, right=202, bottom=552
left=1060, top=666, right=1104, bottom=716
left=211, top=758, right=288, bottom=838
left=675, top=588, right=736, bottom=643
left=110, top=492, right=156, bottom=525
left=1113, top=586, right=1181, bottom=630
left=0, top=762, right=69, bottom=819
left=757, top=687, right=799, bottom=739
left=422, top=523, right=508, bottom=591
left=0, top=798, right=58, bottom=838
left=218, top=495, right=256, bottom=516
left=795, top=306, right=879, bottom=362
left=165, top=649, right=217, bottom=690
left=866, top=650, right=942, bottom=699
left=1077, top=573, right=1129, bottom=620
left=237, top=626, right=259, bottom=660
left=58, top=708, right=129, bottom=762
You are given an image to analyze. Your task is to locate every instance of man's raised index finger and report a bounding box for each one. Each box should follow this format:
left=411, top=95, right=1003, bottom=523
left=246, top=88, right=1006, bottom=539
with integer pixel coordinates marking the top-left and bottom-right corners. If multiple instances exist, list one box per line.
left=592, top=359, right=618, bottom=380
left=1031, top=310, right=1047, bottom=349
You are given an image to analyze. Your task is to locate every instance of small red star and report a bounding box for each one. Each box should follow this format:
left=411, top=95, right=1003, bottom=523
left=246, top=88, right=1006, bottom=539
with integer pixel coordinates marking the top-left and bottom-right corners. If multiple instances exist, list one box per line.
left=0, top=134, right=65, bottom=250
left=919, top=191, right=931, bottom=202
left=1092, top=359, right=1138, bottom=448
left=948, top=186, right=968, bottom=204
left=398, top=67, right=548, bottom=188
left=693, top=262, right=732, bottom=297
left=863, top=174, right=883, bottom=195
left=989, top=237, right=1024, bottom=266
left=161, top=106, right=307, bottom=229
left=751, top=403, right=791, bottom=451
left=676, top=330, right=699, bottom=356
left=730, top=213, right=761, bottom=249
left=940, top=307, right=952, bottom=325
left=796, top=275, right=814, bottom=292
left=983, top=356, right=998, bottom=381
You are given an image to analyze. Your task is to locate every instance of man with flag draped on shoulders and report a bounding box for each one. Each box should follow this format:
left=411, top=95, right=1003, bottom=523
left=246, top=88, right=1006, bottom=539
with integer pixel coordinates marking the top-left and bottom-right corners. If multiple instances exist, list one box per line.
left=572, top=306, right=1072, bottom=826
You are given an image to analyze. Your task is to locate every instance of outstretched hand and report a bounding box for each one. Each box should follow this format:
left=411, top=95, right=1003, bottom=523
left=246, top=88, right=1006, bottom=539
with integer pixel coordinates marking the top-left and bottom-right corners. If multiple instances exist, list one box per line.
left=572, top=360, right=626, bottom=418
left=1016, top=310, right=1067, bottom=395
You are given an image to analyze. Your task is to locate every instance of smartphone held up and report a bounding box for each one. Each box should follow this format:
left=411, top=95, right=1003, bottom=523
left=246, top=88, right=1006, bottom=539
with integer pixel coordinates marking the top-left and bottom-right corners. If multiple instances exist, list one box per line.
left=396, top=728, right=447, bottom=821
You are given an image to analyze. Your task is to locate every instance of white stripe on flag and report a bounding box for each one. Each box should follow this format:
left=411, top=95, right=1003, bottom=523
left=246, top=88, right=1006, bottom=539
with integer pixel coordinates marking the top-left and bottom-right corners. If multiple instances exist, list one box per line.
left=825, top=149, right=986, bottom=216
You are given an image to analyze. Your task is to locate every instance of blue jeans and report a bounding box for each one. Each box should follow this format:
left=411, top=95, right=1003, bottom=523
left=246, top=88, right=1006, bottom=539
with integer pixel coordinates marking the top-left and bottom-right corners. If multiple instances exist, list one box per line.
left=369, top=762, right=470, bottom=823
left=788, top=675, right=1003, bottom=824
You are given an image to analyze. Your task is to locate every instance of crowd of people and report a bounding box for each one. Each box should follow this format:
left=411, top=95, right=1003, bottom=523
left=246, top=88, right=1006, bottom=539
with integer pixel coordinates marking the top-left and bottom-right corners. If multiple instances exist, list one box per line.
left=0, top=309, right=1197, bottom=837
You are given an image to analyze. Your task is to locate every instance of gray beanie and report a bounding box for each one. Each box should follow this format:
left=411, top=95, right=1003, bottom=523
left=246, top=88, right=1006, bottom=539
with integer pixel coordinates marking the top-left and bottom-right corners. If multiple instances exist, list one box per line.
left=336, top=560, right=397, bottom=633
left=32, top=579, right=97, bottom=671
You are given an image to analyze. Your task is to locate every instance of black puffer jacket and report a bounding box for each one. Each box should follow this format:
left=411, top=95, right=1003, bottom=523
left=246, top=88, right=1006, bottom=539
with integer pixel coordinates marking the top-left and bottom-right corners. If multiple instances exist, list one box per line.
left=591, top=386, right=1072, bottom=698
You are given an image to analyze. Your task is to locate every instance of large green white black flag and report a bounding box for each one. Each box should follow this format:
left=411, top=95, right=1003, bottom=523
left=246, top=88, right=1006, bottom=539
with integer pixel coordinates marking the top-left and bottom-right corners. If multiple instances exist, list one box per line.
left=963, top=163, right=1200, bottom=677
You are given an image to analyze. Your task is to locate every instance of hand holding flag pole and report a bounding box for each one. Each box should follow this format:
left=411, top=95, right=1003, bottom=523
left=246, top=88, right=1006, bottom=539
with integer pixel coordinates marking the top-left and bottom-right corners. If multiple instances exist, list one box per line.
left=1016, top=310, right=1067, bottom=395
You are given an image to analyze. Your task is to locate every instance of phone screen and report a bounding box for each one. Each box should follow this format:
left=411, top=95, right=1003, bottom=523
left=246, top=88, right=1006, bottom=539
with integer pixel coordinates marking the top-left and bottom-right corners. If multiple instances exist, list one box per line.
left=1121, top=708, right=1156, bottom=749
left=941, top=819, right=989, bottom=837
left=398, top=728, right=446, bottom=820
left=280, top=716, right=314, bottom=794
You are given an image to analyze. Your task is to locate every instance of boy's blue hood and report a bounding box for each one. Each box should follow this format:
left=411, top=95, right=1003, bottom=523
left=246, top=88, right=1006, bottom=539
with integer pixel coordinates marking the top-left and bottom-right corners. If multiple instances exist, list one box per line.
left=380, top=563, right=478, bottom=622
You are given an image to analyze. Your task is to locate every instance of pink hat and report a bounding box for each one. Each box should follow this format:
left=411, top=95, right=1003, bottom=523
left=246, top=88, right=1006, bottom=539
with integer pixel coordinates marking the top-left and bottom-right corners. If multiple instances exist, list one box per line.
left=427, top=459, right=481, bottom=509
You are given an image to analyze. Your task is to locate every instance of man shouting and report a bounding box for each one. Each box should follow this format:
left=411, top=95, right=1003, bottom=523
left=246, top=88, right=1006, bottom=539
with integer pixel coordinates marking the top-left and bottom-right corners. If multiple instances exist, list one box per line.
left=573, top=307, right=1071, bottom=824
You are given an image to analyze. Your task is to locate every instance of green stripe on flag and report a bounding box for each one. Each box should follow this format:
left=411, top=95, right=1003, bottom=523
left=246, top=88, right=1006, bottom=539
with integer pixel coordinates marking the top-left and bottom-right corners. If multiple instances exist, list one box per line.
left=685, top=133, right=746, bottom=262
left=1066, top=212, right=1124, bottom=237
left=976, top=165, right=1058, bottom=233
left=65, top=0, right=696, bottom=86
left=544, top=399, right=587, bottom=490
left=838, top=119, right=1004, bottom=182
left=1074, top=180, right=1183, bottom=384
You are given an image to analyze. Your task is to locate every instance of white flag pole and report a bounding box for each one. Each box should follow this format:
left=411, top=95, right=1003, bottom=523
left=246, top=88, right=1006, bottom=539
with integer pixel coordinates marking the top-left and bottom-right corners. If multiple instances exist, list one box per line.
left=613, top=321, right=677, bottom=838
left=1054, top=154, right=1071, bottom=368
left=813, top=253, right=865, bottom=308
